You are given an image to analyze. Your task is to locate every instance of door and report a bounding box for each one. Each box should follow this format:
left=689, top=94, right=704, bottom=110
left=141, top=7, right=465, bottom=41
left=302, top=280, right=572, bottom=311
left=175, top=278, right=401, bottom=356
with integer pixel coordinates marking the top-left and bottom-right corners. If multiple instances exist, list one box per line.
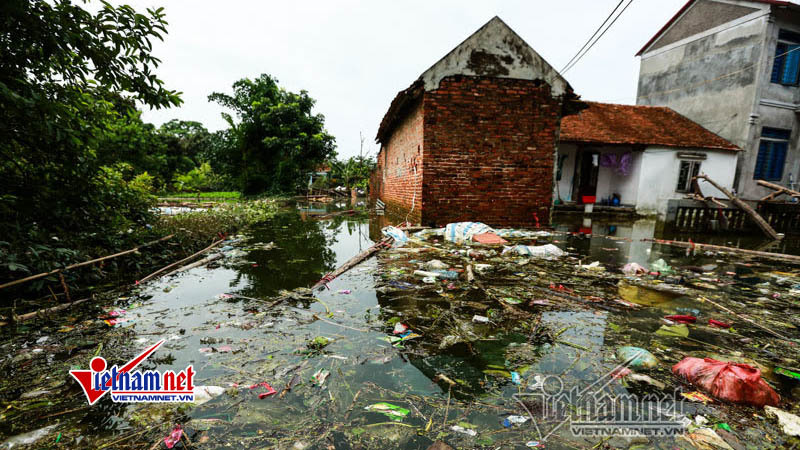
left=575, top=151, right=599, bottom=203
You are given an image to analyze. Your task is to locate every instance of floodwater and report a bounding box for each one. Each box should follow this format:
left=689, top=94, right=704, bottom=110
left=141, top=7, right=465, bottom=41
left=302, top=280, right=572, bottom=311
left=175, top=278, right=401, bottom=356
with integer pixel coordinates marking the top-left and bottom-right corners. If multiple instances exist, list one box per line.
left=1, top=202, right=799, bottom=449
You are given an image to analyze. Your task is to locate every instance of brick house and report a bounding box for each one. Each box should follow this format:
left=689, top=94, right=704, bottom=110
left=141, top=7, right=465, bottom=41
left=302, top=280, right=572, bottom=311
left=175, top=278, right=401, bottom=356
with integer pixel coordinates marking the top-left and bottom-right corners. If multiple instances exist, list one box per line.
left=370, top=17, right=585, bottom=227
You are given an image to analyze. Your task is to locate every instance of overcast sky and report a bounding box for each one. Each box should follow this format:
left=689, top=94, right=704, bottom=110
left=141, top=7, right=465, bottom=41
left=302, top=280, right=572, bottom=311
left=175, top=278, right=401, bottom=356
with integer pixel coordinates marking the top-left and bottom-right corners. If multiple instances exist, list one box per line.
left=115, top=0, right=696, bottom=158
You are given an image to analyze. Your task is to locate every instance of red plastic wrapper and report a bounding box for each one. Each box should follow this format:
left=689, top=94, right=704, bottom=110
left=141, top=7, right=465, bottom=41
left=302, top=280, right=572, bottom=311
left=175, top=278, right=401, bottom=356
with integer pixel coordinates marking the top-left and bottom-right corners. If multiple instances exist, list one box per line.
left=708, top=319, right=731, bottom=328
left=665, top=315, right=697, bottom=324
left=672, top=357, right=779, bottom=407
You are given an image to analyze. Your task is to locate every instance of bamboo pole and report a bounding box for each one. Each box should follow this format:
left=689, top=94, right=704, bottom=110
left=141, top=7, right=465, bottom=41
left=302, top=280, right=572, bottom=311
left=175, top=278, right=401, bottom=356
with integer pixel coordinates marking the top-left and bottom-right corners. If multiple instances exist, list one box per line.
left=0, top=235, right=174, bottom=290
left=1, top=296, right=92, bottom=322
left=645, top=238, right=800, bottom=263
left=162, top=253, right=224, bottom=278
left=312, top=237, right=392, bottom=291
left=698, top=296, right=793, bottom=341
left=138, top=239, right=224, bottom=284
left=694, top=175, right=781, bottom=240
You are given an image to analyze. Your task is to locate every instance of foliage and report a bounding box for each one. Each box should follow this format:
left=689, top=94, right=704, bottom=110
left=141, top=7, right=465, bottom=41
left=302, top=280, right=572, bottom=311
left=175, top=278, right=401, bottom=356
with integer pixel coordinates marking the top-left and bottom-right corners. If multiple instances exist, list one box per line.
left=163, top=192, right=242, bottom=199
left=330, top=155, right=376, bottom=190
left=130, top=172, right=156, bottom=194
left=209, top=74, right=337, bottom=194
left=0, top=0, right=180, bottom=296
left=172, top=162, right=221, bottom=192
left=155, top=200, right=281, bottom=241
left=158, top=120, right=215, bottom=184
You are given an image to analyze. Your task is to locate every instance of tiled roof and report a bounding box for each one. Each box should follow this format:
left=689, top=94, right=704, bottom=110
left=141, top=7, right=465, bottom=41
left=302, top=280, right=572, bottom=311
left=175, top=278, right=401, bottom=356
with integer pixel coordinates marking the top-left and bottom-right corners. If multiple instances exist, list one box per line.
left=560, top=102, right=740, bottom=151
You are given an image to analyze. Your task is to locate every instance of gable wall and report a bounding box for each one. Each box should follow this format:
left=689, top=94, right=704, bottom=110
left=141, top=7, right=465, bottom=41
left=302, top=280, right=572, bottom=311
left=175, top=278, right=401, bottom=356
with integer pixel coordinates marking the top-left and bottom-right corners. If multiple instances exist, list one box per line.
left=421, top=76, right=560, bottom=227
left=649, top=0, right=759, bottom=52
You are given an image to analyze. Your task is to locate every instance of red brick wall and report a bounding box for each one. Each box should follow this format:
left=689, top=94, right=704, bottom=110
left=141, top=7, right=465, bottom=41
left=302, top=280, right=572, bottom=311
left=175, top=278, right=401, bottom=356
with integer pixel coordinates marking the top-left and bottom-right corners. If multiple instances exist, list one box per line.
left=421, top=76, right=559, bottom=227
left=372, top=99, right=424, bottom=223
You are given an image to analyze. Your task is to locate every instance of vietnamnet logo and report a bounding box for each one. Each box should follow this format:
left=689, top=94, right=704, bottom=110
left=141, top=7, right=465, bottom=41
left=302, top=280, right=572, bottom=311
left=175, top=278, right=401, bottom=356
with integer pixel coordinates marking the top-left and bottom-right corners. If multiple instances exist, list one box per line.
left=69, top=340, right=195, bottom=405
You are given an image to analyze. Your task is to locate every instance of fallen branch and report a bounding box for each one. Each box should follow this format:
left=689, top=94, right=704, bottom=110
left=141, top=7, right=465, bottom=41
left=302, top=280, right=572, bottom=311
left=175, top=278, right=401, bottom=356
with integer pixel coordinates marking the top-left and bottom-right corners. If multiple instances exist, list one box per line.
left=645, top=238, right=800, bottom=263
left=162, top=253, right=223, bottom=278
left=138, top=239, right=224, bottom=284
left=312, top=237, right=393, bottom=290
left=0, top=235, right=174, bottom=290
left=2, top=296, right=92, bottom=323
left=695, top=174, right=780, bottom=240
left=757, top=179, right=800, bottom=201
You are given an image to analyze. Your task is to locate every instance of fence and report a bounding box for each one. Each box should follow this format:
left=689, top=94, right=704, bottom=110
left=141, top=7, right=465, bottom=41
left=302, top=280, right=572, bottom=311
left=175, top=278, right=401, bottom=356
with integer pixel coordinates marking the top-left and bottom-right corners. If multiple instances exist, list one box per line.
left=671, top=200, right=800, bottom=233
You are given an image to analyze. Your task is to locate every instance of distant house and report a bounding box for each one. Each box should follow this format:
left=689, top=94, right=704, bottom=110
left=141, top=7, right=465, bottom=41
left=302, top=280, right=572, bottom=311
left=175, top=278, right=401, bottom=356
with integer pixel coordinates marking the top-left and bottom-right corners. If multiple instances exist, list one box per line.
left=637, top=0, right=800, bottom=200
left=370, top=17, right=584, bottom=227
left=556, top=102, right=740, bottom=216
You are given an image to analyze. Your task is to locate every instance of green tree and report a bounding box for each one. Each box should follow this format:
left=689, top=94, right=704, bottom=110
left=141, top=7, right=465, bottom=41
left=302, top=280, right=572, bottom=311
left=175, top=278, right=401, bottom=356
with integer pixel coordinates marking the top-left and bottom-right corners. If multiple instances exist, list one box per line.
left=209, top=74, right=336, bottom=194
left=0, top=0, right=180, bottom=280
left=158, top=119, right=213, bottom=183
left=99, top=108, right=169, bottom=186
left=331, top=156, right=376, bottom=190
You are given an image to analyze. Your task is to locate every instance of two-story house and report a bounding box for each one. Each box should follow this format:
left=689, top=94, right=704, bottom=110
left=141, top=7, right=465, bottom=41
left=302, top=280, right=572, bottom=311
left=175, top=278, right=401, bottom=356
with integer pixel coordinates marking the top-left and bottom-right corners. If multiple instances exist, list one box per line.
left=637, top=0, right=800, bottom=200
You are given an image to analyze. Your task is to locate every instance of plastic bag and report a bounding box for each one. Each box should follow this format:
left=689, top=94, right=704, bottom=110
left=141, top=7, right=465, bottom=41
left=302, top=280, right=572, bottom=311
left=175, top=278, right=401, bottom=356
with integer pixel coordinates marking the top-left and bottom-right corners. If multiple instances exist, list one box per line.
left=381, top=226, right=408, bottom=247
left=444, top=222, right=494, bottom=244
left=672, top=357, right=780, bottom=407
left=503, top=244, right=565, bottom=258
left=622, top=262, right=647, bottom=276
left=650, top=258, right=673, bottom=275
left=616, top=346, right=659, bottom=369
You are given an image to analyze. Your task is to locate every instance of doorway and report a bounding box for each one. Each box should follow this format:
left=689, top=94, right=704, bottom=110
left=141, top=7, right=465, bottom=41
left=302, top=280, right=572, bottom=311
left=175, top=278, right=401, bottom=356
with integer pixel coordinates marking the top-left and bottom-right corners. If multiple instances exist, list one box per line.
left=573, top=151, right=599, bottom=204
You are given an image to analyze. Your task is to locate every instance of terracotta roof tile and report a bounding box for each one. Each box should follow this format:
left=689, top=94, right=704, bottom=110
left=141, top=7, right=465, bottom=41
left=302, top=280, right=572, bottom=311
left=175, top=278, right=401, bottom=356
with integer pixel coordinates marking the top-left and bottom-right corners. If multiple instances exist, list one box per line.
left=560, top=102, right=740, bottom=151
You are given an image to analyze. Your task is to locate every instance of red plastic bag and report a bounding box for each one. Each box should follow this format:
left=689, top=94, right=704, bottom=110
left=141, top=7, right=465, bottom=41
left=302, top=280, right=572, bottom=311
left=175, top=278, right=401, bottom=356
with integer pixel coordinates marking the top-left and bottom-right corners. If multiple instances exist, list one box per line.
left=672, top=357, right=779, bottom=407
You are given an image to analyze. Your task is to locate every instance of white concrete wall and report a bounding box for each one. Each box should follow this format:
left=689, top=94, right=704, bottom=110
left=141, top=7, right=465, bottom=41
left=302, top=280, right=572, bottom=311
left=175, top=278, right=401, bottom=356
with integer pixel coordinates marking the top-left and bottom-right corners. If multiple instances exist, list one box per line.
left=636, top=147, right=739, bottom=216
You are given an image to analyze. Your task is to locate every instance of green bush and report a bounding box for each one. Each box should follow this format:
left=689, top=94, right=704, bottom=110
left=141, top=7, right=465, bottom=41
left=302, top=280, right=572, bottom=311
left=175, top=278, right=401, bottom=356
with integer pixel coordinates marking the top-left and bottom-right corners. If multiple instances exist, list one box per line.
left=130, top=172, right=156, bottom=194
left=172, top=163, right=221, bottom=192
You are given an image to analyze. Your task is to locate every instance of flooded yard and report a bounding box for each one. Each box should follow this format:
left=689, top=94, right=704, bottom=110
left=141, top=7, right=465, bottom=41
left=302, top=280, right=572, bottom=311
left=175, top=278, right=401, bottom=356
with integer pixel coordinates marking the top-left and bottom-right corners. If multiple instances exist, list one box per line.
left=2, top=202, right=799, bottom=449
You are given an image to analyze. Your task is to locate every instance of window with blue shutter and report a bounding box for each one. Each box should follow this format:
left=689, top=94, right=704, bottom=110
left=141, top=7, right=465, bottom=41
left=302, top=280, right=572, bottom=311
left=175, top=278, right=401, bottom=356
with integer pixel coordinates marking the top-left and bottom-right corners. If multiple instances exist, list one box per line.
left=771, top=30, right=800, bottom=86
left=754, top=127, right=791, bottom=181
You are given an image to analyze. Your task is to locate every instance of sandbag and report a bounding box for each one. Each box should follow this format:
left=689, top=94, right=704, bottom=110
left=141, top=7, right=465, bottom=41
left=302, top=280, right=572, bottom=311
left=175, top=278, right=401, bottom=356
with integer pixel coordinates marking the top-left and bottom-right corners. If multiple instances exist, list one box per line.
left=672, top=357, right=779, bottom=407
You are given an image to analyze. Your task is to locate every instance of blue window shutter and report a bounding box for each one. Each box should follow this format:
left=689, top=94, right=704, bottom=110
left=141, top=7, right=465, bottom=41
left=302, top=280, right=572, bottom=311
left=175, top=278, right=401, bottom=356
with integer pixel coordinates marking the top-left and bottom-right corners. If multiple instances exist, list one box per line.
left=773, top=43, right=787, bottom=83
left=782, top=45, right=800, bottom=84
left=755, top=141, right=768, bottom=179
left=769, top=141, right=788, bottom=180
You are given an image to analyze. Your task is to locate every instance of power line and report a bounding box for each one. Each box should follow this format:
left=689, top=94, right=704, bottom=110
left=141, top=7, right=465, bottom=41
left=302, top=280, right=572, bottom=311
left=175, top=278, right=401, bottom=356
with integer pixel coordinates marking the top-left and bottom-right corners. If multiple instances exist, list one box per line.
left=563, top=0, right=635, bottom=74
left=560, top=0, right=624, bottom=73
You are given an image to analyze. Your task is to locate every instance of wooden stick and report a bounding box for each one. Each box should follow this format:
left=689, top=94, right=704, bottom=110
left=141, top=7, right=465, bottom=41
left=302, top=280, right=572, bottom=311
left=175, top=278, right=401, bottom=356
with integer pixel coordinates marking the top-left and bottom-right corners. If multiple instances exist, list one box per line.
left=312, top=237, right=392, bottom=291
left=138, top=239, right=224, bottom=283
left=162, top=253, right=223, bottom=278
left=0, top=235, right=174, bottom=290
left=695, top=175, right=780, bottom=240
left=2, top=296, right=92, bottom=322
left=312, top=314, right=369, bottom=332
left=645, top=238, right=800, bottom=263
left=698, top=296, right=794, bottom=341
